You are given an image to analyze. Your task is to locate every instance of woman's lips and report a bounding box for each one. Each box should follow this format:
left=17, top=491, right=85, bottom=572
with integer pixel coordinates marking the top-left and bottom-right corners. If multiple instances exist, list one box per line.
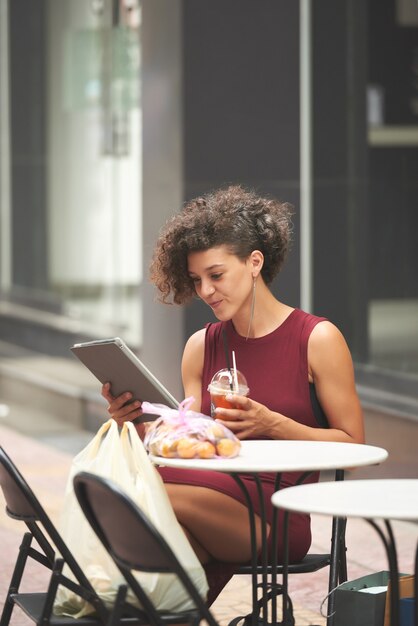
left=208, top=299, right=222, bottom=309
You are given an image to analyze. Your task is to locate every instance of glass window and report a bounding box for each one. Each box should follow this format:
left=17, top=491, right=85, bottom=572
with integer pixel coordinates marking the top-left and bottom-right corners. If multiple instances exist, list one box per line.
left=0, top=0, right=142, bottom=346
left=367, top=0, right=418, bottom=376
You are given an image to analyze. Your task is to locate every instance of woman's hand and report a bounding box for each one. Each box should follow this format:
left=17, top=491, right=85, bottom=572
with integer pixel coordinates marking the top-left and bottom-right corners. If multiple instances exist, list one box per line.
left=101, top=382, right=143, bottom=427
left=214, top=395, right=280, bottom=440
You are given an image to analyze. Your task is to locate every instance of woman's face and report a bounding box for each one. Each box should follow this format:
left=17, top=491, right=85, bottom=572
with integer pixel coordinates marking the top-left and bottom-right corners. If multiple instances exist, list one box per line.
left=187, top=245, right=254, bottom=321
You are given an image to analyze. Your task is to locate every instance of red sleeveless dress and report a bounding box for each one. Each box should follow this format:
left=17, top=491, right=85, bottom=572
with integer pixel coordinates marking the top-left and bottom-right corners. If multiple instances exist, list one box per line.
left=158, top=308, right=328, bottom=602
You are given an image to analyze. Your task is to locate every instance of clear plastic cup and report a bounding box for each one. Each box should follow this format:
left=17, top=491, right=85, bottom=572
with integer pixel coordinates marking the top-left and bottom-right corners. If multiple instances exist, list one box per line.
left=208, top=368, right=249, bottom=417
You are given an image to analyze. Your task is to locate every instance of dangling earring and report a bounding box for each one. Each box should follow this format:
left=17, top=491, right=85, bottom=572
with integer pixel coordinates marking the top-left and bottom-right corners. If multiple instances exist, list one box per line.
left=245, top=277, right=257, bottom=341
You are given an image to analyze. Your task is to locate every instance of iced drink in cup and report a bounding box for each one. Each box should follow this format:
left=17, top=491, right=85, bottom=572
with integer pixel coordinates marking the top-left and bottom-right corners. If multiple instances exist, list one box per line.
left=208, top=368, right=249, bottom=418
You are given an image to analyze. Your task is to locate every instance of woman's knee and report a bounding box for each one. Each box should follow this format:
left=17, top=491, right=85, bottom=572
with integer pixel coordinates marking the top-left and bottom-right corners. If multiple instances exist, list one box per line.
left=163, top=483, right=263, bottom=563
left=164, top=483, right=203, bottom=521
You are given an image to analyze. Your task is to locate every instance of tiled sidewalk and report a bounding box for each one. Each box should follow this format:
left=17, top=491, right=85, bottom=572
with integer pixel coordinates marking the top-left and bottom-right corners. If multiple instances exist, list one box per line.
left=0, top=423, right=417, bottom=626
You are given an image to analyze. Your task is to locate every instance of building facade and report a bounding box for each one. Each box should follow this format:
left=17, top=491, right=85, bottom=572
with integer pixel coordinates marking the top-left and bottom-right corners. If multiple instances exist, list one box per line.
left=0, top=0, right=417, bottom=411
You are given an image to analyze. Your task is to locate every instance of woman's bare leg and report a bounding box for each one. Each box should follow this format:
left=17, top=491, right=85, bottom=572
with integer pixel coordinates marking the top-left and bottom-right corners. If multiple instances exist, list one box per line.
left=165, top=484, right=269, bottom=564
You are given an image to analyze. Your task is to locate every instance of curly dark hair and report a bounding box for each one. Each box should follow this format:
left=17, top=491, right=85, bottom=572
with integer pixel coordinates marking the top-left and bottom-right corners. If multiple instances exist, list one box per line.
left=150, top=185, right=293, bottom=304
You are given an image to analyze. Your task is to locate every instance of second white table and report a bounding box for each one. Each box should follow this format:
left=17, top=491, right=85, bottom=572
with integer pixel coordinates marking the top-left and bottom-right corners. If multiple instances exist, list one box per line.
left=272, top=479, right=418, bottom=626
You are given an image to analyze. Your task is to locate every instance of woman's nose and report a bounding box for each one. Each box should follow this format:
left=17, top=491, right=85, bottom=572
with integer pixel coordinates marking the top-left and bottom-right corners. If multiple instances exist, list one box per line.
left=200, top=280, right=215, bottom=298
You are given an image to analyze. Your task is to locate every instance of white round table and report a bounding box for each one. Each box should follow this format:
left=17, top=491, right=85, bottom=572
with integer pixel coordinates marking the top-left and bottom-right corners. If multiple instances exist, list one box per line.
left=151, top=440, right=388, bottom=626
left=272, top=479, right=418, bottom=626
left=150, top=439, right=388, bottom=473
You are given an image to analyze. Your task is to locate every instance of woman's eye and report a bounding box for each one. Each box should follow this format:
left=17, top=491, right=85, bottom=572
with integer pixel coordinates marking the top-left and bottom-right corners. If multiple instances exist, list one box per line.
left=191, top=277, right=201, bottom=284
left=211, top=273, right=222, bottom=280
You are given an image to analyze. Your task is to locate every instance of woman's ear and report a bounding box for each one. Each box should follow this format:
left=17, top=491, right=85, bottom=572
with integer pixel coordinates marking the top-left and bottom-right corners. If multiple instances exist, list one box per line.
left=249, top=250, right=264, bottom=278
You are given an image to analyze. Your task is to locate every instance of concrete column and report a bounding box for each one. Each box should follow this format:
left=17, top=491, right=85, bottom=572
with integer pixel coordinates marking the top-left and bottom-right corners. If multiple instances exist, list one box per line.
left=141, top=0, right=185, bottom=399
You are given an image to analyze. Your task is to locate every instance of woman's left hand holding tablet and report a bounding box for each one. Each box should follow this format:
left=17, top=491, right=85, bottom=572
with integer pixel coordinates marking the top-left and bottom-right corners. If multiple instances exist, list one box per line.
left=101, top=382, right=143, bottom=427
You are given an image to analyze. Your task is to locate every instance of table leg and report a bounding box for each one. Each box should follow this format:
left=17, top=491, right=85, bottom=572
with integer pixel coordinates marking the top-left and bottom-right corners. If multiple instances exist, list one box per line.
left=281, top=510, right=292, bottom=626
left=231, top=470, right=325, bottom=626
left=279, top=471, right=318, bottom=626
left=253, top=475, right=269, bottom=623
left=231, top=473, right=281, bottom=626
left=367, top=519, right=400, bottom=626
left=232, top=474, right=260, bottom=626
left=270, top=473, right=282, bottom=625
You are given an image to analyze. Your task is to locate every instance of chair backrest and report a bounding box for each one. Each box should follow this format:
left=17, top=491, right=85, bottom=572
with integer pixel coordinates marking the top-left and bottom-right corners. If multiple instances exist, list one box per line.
left=0, top=446, right=74, bottom=564
left=73, top=471, right=219, bottom=626
left=73, top=471, right=178, bottom=573
left=0, top=446, right=41, bottom=521
left=0, top=446, right=109, bottom=621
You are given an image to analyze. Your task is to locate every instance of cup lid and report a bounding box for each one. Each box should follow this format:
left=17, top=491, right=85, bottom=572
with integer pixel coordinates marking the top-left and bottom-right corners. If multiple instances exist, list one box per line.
left=207, top=368, right=249, bottom=395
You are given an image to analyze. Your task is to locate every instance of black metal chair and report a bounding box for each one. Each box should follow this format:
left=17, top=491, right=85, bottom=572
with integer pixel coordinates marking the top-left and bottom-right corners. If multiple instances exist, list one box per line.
left=73, top=471, right=220, bottom=626
left=0, top=446, right=143, bottom=626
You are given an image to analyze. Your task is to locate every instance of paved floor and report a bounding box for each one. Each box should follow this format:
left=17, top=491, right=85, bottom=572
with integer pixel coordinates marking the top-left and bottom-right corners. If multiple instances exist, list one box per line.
left=0, top=408, right=417, bottom=626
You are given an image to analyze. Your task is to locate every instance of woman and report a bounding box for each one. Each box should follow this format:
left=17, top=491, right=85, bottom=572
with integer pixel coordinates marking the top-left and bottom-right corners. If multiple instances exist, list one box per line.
left=103, top=185, right=364, bottom=603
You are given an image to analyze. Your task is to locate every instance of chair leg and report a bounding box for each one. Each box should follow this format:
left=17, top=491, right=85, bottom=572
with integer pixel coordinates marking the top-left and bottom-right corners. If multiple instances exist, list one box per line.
left=0, top=589, right=15, bottom=626
left=107, top=585, right=128, bottom=626
left=0, top=533, right=33, bottom=626
left=38, top=558, right=65, bottom=624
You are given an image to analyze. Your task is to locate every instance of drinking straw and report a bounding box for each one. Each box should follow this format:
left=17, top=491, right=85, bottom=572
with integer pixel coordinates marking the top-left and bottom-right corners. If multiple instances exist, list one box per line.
left=232, top=350, right=239, bottom=393
left=222, top=329, right=234, bottom=390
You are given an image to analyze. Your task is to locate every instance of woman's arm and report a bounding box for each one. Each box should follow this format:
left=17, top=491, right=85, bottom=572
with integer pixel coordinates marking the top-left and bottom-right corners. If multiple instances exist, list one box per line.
left=181, top=328, right=206, bottom=412
left=306, top=321, right=364, bottom=442
left=215, top=321, right=365, bottom=444
left=101, top=327, right=206, bottom=437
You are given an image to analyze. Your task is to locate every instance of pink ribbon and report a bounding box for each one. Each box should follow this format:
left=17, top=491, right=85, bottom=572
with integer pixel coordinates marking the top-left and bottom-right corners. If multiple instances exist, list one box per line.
left=141, top=396, right=197, bottom=424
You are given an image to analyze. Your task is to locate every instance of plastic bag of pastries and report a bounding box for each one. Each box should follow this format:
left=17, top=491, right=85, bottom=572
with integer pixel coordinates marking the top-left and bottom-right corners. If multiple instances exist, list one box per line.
left=143, top=397, right=241, bottom=459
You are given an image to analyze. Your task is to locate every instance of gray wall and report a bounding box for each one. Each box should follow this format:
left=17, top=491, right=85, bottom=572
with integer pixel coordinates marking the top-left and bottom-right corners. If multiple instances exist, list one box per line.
left=311, top=0, right=369, bottom=361
left=10, top=0, right=48, bottom=292
left=181, top=0, right=302, bottom=338
left=367, top=0, right=418, bottom=300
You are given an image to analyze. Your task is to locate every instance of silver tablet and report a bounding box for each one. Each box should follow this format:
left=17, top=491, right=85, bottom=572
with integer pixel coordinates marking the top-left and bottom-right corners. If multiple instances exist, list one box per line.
left=71, top=337, right=179, bottom=421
